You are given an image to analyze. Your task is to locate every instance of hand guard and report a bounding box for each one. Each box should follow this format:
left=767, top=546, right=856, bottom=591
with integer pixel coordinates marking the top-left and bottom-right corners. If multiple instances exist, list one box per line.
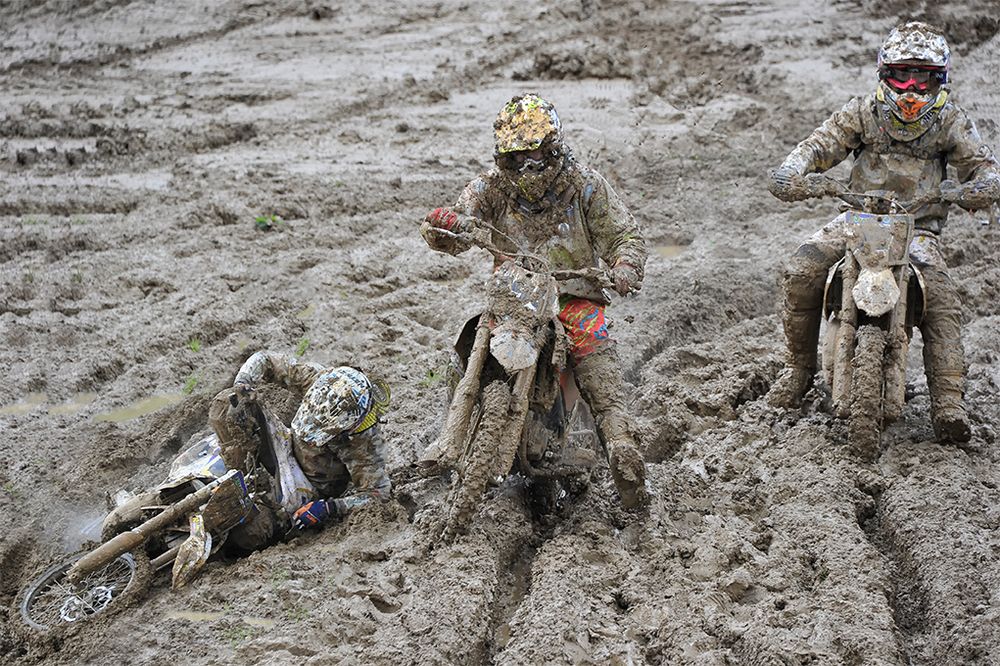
left=425, top=207, right=461, bottom=231
left=610, top=262, right=641, bottom=297
left=292, top=499, right=333, bottom=530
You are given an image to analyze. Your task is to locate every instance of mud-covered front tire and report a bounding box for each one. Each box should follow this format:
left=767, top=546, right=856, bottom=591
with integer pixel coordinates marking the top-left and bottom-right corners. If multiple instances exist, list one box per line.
left=442, top=380, right=511, bottom=542
left=18, top=550, right=152, bottom=633
left=849, top=325, right=886, bottom=461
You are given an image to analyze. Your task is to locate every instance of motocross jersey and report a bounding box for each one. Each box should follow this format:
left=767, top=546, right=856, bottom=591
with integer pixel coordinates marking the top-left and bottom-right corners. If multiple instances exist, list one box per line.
left=423, top=160, right=647, bottom=303
left=781, top=91, right=1000, bottom=233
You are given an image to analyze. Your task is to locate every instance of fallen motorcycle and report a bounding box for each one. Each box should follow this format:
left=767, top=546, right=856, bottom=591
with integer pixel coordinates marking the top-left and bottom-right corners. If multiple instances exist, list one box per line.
left=426, top=224, right=610, bottom=541
left=18, top=391, right=314, bottom=632
left=803, top=174, right=939, bottom=458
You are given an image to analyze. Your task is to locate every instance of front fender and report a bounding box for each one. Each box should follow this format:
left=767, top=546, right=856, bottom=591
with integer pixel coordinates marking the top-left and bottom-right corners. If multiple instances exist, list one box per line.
left=852, top=267, right=900, bottom=317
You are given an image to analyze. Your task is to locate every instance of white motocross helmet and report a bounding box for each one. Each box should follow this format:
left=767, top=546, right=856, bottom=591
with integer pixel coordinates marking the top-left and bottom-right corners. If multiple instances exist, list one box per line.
left=291, top=367, right=374, bottom=446
left=876, top=22, right=950, bottom=124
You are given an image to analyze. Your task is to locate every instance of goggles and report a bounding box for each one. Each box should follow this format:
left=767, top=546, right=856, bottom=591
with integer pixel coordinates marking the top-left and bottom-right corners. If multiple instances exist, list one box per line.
left=498, top=147, right=551, bottom=173
left=881, top=66, right=945, bottom=92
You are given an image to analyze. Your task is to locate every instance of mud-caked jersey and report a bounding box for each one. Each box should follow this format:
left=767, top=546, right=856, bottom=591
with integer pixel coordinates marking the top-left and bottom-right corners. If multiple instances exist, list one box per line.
left=781, top=91, right=1000, bottom=233
left=422, top=161, right=647, bottom=303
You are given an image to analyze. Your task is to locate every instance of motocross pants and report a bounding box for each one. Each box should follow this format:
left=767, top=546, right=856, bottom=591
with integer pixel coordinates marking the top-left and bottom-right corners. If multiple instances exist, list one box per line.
left=572, top=344, right=649, bottom=510
left=779, top=214, right=966, bottom=418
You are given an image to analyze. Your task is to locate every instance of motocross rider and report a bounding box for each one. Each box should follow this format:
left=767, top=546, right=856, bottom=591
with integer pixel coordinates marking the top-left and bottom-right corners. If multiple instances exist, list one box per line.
left=766, top=22, right=1000, bottom=443
left=418, top=93, right=650, bottom=510
left=208, top=351, right=392, bottom=551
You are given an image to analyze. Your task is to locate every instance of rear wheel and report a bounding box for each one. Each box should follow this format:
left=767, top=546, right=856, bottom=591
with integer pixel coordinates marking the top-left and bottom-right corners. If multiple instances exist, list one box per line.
left=19, top=550, right=151, bottom=632
left=848, top=324, right=886, bottom=461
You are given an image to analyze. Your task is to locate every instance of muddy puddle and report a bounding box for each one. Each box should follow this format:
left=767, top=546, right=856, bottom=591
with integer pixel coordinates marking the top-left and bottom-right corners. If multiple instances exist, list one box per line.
left=653, top=244, right=688, bottom=259
left=0, top=392, right=47, bottom=416
left=92, top=394, right=184, bottom=423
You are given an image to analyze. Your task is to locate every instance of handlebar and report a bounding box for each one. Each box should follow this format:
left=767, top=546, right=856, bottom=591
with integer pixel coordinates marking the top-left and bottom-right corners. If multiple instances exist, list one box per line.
left=430, top=226, right=614, bottom=290
left=801, top=174, right=941, bottom=213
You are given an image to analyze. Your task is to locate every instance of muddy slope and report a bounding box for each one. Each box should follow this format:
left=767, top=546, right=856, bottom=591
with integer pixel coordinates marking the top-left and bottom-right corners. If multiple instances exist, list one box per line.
left=2, top=1, right=999, bottom=664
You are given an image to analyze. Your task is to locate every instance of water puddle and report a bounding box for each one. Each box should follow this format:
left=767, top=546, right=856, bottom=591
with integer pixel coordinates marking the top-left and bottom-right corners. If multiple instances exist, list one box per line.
left=0, top=392, right=47, bottom=416
left=654, top=244, right=687, bottom=259
left=49, top=392, right=99, bottom=416
left=0, top=391, right=101, bottom=417
left=164, top=610, right=275, bottom=628
left=93, top=394, right=184, bottom=423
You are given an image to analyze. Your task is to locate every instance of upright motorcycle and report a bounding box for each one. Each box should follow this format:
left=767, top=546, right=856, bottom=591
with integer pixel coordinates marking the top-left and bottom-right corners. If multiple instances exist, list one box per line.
left=430, top=226, right=609, bottom=541
left=804, top=174, right=938, bottom=458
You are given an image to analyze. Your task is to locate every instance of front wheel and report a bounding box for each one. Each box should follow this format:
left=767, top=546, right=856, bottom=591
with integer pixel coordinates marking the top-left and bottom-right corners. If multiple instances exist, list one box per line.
left=848, top=324, right=887, bottom=461
left=442, top=380, right=511, bottom=542
left=19, top=550, right=151, bottom=632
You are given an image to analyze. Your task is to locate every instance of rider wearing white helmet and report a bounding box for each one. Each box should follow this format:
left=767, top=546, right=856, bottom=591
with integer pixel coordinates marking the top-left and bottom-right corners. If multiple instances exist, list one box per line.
left=767, top=22, right=1000, bottom=442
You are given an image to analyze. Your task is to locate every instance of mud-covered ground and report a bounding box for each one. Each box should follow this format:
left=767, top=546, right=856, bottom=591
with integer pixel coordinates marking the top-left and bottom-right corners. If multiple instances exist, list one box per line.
left=2, top=1, right=1000, bottom=664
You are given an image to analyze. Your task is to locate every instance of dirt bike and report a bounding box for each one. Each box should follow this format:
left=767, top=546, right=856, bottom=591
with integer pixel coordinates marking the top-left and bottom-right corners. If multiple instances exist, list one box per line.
left=428, top=224, right=611, bottom=541
left=803, top=174, right=939, bottom=459
left=18, top=392, right=314, bottom=632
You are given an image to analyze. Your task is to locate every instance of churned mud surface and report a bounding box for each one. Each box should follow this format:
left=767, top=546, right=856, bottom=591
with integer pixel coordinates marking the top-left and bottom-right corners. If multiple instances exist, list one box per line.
left=2, top=1, right=1000, bottom=664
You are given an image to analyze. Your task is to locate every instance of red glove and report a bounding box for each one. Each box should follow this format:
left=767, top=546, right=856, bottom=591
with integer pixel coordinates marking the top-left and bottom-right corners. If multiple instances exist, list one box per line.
left=425, top=207, right=460, bottom=231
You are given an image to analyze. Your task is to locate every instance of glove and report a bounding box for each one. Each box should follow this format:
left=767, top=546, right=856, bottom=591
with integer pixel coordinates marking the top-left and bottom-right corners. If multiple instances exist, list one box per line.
left=610, top=262, right=641, bottom=297
left=939, top=179, right=963, bottom=204
left=292, top=499, right=334, bottom=530
left=941, top=176, right=1000, bottom=210
left=425, top=207, right=461, bottom=231
left=767, top=166, right=808, bottom=202
left=229, top=382, right=256, bottom=407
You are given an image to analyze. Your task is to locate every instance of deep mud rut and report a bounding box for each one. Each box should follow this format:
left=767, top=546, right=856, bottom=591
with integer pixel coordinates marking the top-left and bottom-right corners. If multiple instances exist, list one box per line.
left=2, top=1, right=999, bottom=664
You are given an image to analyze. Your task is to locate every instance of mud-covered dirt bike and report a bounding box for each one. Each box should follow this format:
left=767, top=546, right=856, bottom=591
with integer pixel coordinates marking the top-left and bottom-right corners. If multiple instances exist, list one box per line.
left=18, top=393, right=314, bottom=632
left=802, top=174, right=940, bottom=459
left=428, top=225, right=611, bottom=541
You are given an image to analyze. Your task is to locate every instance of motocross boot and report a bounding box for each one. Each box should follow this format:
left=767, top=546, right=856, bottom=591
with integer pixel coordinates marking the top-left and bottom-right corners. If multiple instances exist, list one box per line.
left=209, top=387, right=262, bottom=474
left=573, top=346, right=649, bottom=511
left=924, top=348, right=970, bottom=443
left=767, top=306, right=822, bottom=408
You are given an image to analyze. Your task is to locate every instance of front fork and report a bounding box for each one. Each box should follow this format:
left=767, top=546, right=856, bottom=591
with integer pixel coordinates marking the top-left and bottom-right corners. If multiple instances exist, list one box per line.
left=882, top=265, right=911, bottom=423
left=831, top=255, right=858, bottom=418
left=829, top=254, right=911, bottom=422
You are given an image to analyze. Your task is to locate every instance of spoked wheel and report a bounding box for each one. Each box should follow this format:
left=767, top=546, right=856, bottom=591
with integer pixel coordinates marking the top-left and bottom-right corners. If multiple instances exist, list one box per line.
left=19, top=551, right=150, bottom=631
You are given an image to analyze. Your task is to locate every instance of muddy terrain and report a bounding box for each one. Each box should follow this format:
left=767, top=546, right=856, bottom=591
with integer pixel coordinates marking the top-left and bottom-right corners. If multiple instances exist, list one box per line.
left=2, top=1, right=999, bottom=664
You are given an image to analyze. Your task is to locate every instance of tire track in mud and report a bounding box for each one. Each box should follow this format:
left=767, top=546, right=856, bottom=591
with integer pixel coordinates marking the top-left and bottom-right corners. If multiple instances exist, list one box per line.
left=0, top=4, right=286, bottom=73
left=855, top=477, right=918, bottom=663
left=861, top=442, right=1000, bottom=666
left=484, top=540, right=538, bottom=662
